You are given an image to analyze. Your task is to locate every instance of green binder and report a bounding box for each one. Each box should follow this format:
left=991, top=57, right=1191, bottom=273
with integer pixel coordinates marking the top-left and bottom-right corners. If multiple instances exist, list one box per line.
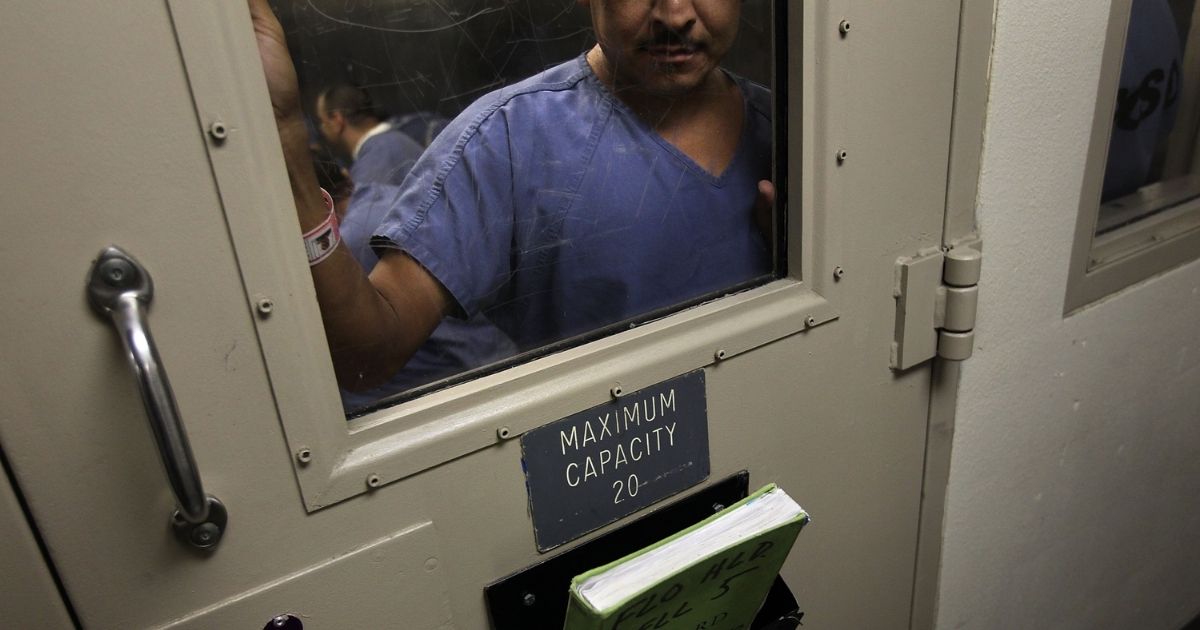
left=563, top=484, right=808, bottom=630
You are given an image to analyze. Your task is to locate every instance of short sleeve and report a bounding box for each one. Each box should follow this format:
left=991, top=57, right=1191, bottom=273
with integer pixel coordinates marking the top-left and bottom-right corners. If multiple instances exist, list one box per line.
left=370, top=112, right=516, bottom=318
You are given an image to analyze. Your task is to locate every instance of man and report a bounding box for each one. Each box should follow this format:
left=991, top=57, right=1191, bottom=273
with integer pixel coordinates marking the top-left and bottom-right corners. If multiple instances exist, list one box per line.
left=316, top=85, right=422, bottom=183
left=311, top=84, right=423, bottom=266
left=314, top=84, right=517, bottom=409
left=250, top=0, right=774, bottom=393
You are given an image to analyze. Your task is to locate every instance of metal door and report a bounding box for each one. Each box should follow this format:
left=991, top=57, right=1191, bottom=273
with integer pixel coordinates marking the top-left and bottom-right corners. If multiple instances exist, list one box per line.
left=0, top=0, right=972, bottom=627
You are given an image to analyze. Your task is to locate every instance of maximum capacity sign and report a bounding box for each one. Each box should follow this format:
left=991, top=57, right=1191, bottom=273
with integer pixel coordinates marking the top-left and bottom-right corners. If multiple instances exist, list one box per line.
left=521, top=370, right=710, bottom=551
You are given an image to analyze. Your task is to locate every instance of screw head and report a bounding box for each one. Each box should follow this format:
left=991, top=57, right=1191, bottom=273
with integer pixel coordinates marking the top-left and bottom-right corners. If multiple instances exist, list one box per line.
left=836, top=149, right=848, bottom=163
left=611, top=385, right=623, bottom=398
left=522, top=592, right=537, bottom=607
left=805, top=316, right=818, bottom=328
left=98, top=259, right=135, bottom=288
left=715, top=349, right=728, bottom=361
left=268, top=614, right=303, bottom=630
left=296, top=448, right=312, bottom=465
left=366, top=474, right=382, bottom=489
left=256, top=297, right=274, bottom=317
left=209, top=121, right=228, bottom=141
left=189, top=522, right=221, bottom=548
left=497, top=426, right=512, bottom=439
left=833, top=266, right=845, bottom=280
left=839, top=20, right=852, bottom=35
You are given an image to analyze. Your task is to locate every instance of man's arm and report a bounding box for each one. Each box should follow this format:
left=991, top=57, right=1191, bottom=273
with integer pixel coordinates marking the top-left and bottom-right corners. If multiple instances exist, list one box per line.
left=249, top=0, right=448, bottom=391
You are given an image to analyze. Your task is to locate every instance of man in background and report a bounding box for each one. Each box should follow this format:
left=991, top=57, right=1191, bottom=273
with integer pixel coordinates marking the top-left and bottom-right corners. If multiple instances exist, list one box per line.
left=313, top=84, right=424, bottom=264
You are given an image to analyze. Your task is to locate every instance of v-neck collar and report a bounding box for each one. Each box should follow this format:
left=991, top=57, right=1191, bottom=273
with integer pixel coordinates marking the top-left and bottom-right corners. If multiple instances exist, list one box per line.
left=577, top=54, right=752, bottom=187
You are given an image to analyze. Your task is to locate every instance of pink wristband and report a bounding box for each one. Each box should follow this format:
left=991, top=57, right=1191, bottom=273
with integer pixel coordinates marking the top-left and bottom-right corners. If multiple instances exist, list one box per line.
left=302, top=188, right=340, bottom=266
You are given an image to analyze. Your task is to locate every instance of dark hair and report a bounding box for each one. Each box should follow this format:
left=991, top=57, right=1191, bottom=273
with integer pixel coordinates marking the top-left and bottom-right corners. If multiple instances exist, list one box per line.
left=318, top=84, right=385, bottom=127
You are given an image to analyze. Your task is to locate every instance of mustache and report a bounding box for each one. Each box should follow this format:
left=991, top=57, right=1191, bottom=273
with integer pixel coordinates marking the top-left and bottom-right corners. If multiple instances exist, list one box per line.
left=638, top=31, right=704, bottom=50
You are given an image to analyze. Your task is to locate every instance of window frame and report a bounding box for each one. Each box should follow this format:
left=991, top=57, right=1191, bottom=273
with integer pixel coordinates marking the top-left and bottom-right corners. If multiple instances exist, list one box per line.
left=1066, top=0, right=1200, bottom=314
left=171, top=0, right=834, bottom=512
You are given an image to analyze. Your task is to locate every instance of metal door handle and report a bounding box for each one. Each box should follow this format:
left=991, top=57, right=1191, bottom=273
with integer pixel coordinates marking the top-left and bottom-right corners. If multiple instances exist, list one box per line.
left=87, top=246, right=227, bottom=550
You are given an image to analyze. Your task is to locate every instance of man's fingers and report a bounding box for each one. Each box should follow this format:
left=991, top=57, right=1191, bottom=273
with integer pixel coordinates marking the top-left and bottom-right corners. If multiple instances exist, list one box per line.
left=247, top=0, right=303, bottom=122
left=753, top=179, right=775, bottom=237
left=248, top=0, right=287, bottom=56
left=247, top=0, right=276, bottom=24
left=756, top=179, right=776, bottom=210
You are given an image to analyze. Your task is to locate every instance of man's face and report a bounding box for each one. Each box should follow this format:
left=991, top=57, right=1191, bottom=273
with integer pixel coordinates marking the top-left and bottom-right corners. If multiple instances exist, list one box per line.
left=582, top=0, right=741, bottom=97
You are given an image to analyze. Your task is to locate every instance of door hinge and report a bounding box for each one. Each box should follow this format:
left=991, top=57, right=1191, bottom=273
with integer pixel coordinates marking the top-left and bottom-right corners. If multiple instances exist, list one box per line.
left=891, top=244, right=982, bottom=370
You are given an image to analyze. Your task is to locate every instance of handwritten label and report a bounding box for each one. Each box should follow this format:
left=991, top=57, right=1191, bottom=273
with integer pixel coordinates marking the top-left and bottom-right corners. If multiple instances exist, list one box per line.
left=521, top=371, right=710, bottom=551
left=606, top=535, right=788, bottom=630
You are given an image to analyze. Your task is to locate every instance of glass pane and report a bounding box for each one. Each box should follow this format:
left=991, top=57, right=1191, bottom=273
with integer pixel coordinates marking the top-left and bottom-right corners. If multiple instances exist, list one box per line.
left=268, top=0, right=783, bottom=416
left=1098, top=0, right=1200, bottom=235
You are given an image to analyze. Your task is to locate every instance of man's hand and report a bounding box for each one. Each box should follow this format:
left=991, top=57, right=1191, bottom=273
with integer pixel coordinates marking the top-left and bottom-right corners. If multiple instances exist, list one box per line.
left=754, top=179, right=776, bottom=238
left=247, top=0, right=322, bottom=223
left=243, top=0, right=449, bottom=391
left=248, top=0, right=303, bottom=125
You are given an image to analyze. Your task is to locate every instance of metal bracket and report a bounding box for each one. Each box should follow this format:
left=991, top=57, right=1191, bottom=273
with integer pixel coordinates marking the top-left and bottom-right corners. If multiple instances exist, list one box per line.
left=891, top=246, right=982, bottom=370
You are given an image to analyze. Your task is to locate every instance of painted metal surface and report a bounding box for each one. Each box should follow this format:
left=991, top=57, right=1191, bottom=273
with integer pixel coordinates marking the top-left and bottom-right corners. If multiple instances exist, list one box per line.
left=0, top=462, right=74, bottom=629
left=163, top=520, right=451, bottom=629
left=893, top=251, right=946, bottom=370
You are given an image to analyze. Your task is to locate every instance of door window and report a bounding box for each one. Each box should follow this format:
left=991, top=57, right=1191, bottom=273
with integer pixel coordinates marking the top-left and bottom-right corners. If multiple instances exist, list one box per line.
left=269, top=0, right=785, bottom=415
left=1068, top=0, right=1200, bottom=312
left=1099, top=0, right=1198, bottom=230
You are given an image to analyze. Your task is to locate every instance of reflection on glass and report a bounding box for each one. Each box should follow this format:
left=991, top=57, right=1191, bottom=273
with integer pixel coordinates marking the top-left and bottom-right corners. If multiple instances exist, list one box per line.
left=1099, top=0, right=1199, bottom=234
left=273, top=0, right=780, bottom=415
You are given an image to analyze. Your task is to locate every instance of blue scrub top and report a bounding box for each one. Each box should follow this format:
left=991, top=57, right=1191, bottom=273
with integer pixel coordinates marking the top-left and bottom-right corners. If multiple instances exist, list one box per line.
left=339, top=127, right=517, bottom=412
left=370, top=55, right=773, bottom=351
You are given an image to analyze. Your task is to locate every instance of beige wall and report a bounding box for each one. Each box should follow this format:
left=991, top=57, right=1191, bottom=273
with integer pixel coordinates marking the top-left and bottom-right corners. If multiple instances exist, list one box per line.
left=937, top=0, right=1200, bottom=628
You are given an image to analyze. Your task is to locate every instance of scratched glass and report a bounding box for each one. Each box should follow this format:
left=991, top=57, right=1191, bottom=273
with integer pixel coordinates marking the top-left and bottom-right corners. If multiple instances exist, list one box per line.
left=272, top=0, right=782, bottom=416
left=1097, top=0, right=1199, bottom=235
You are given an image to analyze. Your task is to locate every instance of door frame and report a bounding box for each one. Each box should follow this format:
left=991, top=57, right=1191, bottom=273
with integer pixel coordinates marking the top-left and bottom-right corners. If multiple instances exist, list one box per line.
left=910, top=0, right=997, bottom=627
